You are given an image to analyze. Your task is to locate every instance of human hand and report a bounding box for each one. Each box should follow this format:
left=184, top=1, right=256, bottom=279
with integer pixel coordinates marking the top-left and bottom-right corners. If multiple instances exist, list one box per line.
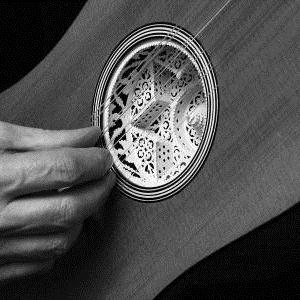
left=0, top=121, right=115, bottom=283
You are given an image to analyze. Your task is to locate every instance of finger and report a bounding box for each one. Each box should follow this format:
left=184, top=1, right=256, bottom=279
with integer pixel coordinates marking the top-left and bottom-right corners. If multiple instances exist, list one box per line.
left=1, top=147, right=113, bottom=198
left=0, top=225, right=82, bottom=264
left=0, top=121, right=101, bottom=151
left=0, top=172, right=115, bottom=235
left=0, top=260, right=54, bottom=283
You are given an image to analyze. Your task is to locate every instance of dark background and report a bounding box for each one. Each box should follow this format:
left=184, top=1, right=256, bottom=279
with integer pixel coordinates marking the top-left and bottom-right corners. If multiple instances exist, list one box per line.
left=0, top=1, right=86, bottom=93
left=0, top=1, right=299, bottom=298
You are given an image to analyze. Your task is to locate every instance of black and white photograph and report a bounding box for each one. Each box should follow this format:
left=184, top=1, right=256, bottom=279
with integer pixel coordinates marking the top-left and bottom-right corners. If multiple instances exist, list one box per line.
left=0, top=1, right=299, bottom=299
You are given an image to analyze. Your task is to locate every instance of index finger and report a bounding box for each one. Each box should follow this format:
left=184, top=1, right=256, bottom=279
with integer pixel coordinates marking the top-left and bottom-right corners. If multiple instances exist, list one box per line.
left=1, top=147, right=113, bottom=198
left=0, top=121, right=101, bottom=151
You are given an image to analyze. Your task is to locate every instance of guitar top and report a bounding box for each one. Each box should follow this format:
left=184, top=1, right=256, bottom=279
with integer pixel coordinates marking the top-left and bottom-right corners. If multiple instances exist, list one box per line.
left=0, top=0, right=299, bottom=298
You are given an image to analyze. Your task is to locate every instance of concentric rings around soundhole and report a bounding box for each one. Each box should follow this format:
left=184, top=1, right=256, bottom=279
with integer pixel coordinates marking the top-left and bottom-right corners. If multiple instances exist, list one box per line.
left=93, top=24, right=218, bottom=201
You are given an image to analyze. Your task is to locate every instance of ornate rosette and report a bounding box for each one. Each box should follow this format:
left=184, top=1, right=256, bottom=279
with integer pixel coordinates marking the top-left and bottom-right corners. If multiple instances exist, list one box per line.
left=93, top=23, right=218, bottom=201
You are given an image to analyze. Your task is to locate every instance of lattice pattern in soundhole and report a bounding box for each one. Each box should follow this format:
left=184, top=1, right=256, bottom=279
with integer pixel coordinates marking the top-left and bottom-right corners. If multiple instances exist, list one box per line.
left=105, top=44, right=208, bottom=187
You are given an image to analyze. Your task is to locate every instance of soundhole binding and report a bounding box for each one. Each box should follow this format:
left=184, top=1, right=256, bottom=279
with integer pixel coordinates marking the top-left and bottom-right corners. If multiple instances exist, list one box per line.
left=93, top=24, right=218, bottom=202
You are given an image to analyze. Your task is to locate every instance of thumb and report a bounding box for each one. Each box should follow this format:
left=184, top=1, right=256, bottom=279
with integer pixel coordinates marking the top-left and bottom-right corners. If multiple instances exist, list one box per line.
left=0, top=121, right=102, bottom=150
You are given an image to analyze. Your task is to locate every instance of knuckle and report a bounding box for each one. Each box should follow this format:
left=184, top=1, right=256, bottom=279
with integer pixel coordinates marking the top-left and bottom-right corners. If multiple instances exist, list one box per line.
left=0, top=158, right=24, bottom=196
left=54, top=149, right=81, bottom=184
left=59, top=196, right=78, bottom=226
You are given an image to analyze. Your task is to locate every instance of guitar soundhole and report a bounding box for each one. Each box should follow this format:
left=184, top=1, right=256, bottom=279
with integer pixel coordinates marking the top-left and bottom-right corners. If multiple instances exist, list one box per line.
left=93, top=24, right=218, bottom=201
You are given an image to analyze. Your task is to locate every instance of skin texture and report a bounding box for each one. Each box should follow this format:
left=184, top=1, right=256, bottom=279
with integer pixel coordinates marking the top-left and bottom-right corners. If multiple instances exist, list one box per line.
left=0, top=121, right=115, bottom=283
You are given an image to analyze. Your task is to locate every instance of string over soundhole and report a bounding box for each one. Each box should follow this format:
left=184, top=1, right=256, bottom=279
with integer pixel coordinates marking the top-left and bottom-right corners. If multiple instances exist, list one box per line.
left=93, top=24, right=218, bottom=201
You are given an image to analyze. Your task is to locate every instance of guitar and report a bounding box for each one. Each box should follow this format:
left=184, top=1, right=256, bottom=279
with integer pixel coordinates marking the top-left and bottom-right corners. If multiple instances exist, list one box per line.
left=0, top=0, right=299, bottom=298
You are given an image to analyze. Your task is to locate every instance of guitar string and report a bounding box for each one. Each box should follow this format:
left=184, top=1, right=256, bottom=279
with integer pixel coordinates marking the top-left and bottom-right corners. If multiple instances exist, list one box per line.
left=93, top=27, right=197, bottom=139
left=106, top=65, right=213, bottom=154
left=92, top=25, right=184, bottom=125
left=92, top=3, right=224, bottom=131
left=93, top=40, right=181, bottom=138
left=105, top=0, right=231, bottom=177
left=104, top=0, right=231, bottom=151
left=101, top=0, right=232, bottom=179
left=113, top=87, right=217, bottom=176
left=109, top=38, right=220, bottom=167
left=93, top=0, right=231, bottom=139
left=112, top=81, right=218, bottom=180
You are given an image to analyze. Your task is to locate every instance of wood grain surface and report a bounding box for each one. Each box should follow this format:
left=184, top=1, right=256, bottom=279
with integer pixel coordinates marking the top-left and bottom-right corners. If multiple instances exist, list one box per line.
left=0, top=0, right=299, bottom=298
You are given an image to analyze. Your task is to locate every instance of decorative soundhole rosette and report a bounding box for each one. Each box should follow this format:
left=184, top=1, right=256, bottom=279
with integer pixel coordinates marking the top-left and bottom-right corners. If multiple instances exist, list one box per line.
left=93, top=24, right=218, bottom=201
